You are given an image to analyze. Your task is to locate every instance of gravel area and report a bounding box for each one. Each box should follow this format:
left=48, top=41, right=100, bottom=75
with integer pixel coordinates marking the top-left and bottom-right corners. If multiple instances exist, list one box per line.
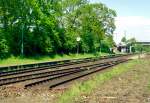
left=75, top=58, right=150, bottom=103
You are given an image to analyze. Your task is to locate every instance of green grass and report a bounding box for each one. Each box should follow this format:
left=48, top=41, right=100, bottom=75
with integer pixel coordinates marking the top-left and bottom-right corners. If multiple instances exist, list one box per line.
left=0, top=53, right=108, bottom=67
left=148, top=81, right=150, bottom=90
left=57, top=59, right=142, bottom=103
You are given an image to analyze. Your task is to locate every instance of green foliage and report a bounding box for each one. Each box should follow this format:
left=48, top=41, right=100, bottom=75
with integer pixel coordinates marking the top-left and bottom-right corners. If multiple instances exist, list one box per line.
left=144, top=47, right=150, bottom=52
left=0, top=39, right=9, bottom=59
left=0, top=0, right=116, bottom=56
left=0, top=53, right=108, bottom=66
left=127, top=38, right=136, bottom=45
left=0, top=31, right=9, bottom=59
left=135, top=44, right=150, bottom=53
left=134, top=44, right=143, bottom=52
left=121, top=36, right=127, bottom=43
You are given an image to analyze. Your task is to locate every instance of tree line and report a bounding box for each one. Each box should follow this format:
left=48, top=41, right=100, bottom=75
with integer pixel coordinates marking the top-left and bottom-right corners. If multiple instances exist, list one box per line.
left=0, top=0, right=116, bottom=58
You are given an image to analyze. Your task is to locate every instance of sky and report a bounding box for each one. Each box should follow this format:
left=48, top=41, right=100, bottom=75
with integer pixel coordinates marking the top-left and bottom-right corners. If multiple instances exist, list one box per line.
left=90, top=0, right=150, bottom=44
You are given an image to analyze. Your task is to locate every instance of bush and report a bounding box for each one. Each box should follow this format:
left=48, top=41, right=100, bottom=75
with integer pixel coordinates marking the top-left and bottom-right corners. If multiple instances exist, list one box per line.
left=0, top=39, right=9, bottom=59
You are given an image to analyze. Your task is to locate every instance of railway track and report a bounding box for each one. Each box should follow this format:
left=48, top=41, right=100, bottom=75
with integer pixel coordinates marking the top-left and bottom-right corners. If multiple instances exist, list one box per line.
left=0, top=59, right=123, bottom=86
left=0, top=58, right=91, bottom=77
left=0, top=56, right=109, bottom=77
left=49, top=60, right=127, bottom=89
left=0, top=54, right=131, bottom=75
left=0, top=54, right=134, bottom=89
left=24, top=59, right=129, bottom=89
left=0, top=63, right=106, bottom=86
left=0, top=54, right=131, bottom=78
left=0, top=57, right=100, bottom=73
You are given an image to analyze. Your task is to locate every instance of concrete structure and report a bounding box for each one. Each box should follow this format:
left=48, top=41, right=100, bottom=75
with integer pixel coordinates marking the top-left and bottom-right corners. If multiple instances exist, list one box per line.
left=117, top=41, right=150, bottom=53
left=117, top=42, right=130, bottom=53
left=136, top=42, right=150, bottom=46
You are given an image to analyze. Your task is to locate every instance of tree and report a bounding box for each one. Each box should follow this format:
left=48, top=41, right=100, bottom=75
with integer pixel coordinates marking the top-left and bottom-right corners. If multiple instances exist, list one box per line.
left=121, top=36, right=127, bottom=43
left=75, top=3, right=116, bottom=53
left=0, top=29, right=9, bottom=59
left=127, top=38, right=136, bottom=45
left=0, top=0, right=117, bottom=57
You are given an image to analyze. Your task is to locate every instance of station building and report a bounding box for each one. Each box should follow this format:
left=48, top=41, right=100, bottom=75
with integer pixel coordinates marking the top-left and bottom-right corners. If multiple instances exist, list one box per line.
left=117, top=41, right=150, bottom=53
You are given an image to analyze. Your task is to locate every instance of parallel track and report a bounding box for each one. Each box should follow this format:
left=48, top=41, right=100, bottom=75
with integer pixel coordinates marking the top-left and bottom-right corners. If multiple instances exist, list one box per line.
left=24, top=59, right=129, bottom=89
left=0, top=54, right=133, bottom=89
left=0, top=61, right=115, bottom=86
left=0, top=54, right=131, bottom=76
left=0, top=59, right=92, bottom=77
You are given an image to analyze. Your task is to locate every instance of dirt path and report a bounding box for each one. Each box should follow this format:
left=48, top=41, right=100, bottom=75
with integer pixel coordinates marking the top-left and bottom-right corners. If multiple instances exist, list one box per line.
left=75, top=58, right=150, bottom=103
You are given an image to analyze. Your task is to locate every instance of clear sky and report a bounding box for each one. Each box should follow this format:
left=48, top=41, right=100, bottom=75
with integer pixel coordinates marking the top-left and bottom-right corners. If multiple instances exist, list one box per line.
left=90, top=0, right=150, bottom=43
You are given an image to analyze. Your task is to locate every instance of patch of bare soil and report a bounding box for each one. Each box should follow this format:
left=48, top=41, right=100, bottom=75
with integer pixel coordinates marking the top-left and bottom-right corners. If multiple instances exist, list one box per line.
left=0, top=86, right=63, bottom=103
left=75, top=58, right=150, bottom=103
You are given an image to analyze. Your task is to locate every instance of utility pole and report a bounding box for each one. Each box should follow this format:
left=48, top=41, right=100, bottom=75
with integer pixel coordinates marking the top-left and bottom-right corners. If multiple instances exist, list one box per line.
left=21, top=24, right=24, bottom=57
left=124, top=30, right=127, bottom=53
left=76, top=36, right=81, bottom=55
left=124, top=30, right=127, bottom=42
left=21, top=0, right=24, bottom=57
left=99, top=39, right=102, bottom=55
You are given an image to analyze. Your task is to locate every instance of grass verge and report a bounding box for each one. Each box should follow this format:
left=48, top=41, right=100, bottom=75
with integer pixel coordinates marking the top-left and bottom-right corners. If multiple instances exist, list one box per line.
left=0, top=53, right=108, bottom=67
left=148, top=81, right=150, bottom=90
left=57, top=59, right=141, bottom=103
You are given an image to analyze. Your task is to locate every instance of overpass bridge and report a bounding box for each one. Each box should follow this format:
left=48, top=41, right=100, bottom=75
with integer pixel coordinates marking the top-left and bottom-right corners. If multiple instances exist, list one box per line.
left=136, top=42, right=150, bottom=46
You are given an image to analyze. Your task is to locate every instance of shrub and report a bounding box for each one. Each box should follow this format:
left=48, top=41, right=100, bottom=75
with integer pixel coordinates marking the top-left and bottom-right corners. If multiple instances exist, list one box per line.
left=0, top=39, right=9, bottom=59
